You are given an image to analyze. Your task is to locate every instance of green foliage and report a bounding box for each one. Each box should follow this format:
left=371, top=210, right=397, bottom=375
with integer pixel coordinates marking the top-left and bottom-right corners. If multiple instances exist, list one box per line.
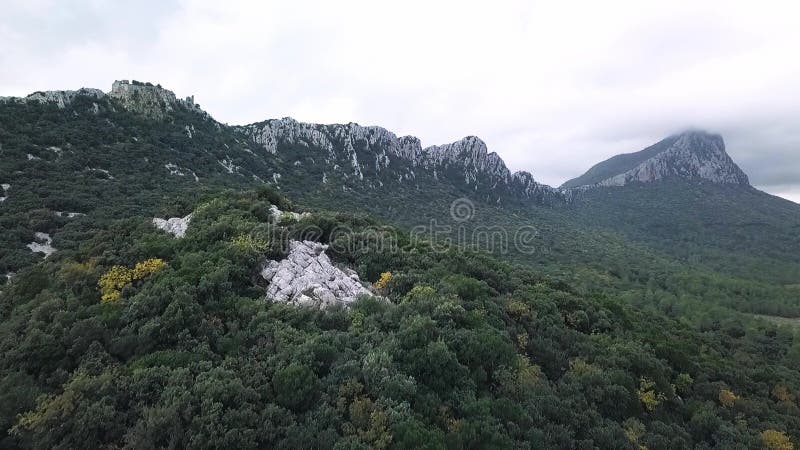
left=1, top=94, right=800, bottom=448
left=0, top=190, right=798, bottom=448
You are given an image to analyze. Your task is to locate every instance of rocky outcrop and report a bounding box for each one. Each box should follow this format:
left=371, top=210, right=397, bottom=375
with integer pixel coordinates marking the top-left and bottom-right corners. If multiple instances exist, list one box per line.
left=153, top=214, right=192, bottom=238
left=109, top=80, right=202, bottom=119
left=269, top=205, right=309, bottom=222
left=0, top=88, right=105, bottom=108
left=0, top=80, right=204, bottom=121
left=0, top=184, right=9, bottom=202
left=55, top=211, right=85, bottom=218
left=27, top=232, right=56, bottom=257
left=260, top=240, right=371, bottom=307
left=562, top=131, right=750, bottom=188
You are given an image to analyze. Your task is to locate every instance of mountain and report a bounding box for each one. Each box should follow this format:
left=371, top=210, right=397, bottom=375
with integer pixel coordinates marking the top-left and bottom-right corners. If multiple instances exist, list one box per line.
left=237, top=117, right=565, bottom=205
left=2, top=80, right=800, bottom=448
left=1, top=79, right=799, bottom=319
left=561, top=131, right=750, bottom=188
left=0, top=81, right=563, bottom=208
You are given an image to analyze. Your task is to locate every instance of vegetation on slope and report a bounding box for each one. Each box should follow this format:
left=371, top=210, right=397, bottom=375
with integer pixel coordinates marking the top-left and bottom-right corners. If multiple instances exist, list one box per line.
left=1, top=189, right=799, bottom=449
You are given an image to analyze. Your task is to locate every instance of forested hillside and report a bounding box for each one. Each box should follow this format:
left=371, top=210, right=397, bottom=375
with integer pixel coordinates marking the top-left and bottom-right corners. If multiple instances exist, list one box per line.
left=3, top=84, right=799, bottom=323
left=2, top=82, right=800, bottom=448
left=1, top=189, right=799, bottom=449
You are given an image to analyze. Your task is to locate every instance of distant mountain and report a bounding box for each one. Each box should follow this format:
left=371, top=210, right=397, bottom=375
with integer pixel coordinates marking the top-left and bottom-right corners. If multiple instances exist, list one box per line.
left=561, top=131, right=750, bottom=188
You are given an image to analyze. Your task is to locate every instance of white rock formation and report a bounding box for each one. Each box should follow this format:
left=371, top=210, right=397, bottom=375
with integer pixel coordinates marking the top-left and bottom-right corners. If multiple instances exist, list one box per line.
left=85, top=167, right=114, bottom=179
left=153, top=214, right=192, bottom=238
left=55, top=211, right=85, bottom=218
left=27, top=232, right=56, bottom=257
left=0, top=184, right=9, bottom=202
left=165, top=163, right=185, bottom=176
left=218, top=158, right=239, bottom=174
left=261, top=240, right=371, bottom=307
left=269, top=205, right=309, bottom=222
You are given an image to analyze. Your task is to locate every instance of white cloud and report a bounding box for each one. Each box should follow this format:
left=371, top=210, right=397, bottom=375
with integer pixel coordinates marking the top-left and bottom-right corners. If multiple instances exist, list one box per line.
left=1, top=0, right=798, bottom=199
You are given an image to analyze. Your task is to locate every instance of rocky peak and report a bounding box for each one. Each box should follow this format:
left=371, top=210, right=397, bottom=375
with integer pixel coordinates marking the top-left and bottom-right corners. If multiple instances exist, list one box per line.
left=562, top=130, right=750, bottom=188
left=109, top=80, right=202, bottom=119
left=420, top=136, right=520, bottom=186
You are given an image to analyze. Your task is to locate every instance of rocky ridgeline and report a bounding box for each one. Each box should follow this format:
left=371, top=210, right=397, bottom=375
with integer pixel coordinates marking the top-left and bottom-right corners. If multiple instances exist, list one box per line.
left=239, top=118, right=565, bottom=203
left=0, top=88, right=104, bottom=108
left=1, top=80, right=203, bottom=120
left=2, top=80, right=751, bottom=204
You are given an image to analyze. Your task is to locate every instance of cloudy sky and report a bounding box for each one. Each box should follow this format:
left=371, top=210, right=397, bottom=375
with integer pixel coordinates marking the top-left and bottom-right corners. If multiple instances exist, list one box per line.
left=2, top=0, right=799, bottom=201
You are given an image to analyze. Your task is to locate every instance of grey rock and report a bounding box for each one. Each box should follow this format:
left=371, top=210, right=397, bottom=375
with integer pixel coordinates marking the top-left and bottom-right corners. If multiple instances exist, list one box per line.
left=152, top=214, right=193, bottom=238
left=109, top=80, right=188, bottom=119
left=27, top=232, right=56, bottom=258
left=0, top=88, right=105, bottom=108
left=261, top=240, right=371, bottom=308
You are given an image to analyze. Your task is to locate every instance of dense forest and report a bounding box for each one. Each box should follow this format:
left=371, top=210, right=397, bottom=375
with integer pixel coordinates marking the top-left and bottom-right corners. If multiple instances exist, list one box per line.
left=1, top=188, right=799, bottom=449
left=2, top=87, right=800, bottom=448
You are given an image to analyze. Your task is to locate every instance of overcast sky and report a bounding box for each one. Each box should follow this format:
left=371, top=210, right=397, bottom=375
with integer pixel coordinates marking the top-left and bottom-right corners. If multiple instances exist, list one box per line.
left=2, top=0, right=799, bottom=201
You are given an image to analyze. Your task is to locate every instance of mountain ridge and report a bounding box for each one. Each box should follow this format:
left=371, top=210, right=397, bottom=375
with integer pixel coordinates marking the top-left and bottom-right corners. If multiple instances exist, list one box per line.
left=237, top=117, right=566, bottom=204
left=0, top=80, right=755, bottom=204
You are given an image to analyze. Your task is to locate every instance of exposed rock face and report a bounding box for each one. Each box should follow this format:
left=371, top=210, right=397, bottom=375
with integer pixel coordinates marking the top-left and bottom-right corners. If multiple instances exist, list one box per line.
left=0, top=184, right=9, bottom=202
left=260, top=240, right=371, bottom=307
left=152, top=214, right=192, bottom=238
left=269, top=205, right=309, bottom=222
left=27, top=232, right=56, bottom=257
left=562, top=131, right=750, bottom=188
left=2, top=80, right=208, bottom=120
left=239, top=118, right=565, bottom=203
left=109, top=80, right=201, bottom=119
left=0, top=88, right=105, bottom=108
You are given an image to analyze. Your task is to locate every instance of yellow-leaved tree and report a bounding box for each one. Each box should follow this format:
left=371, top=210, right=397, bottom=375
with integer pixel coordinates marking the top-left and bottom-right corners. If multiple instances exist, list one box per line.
left=638, top=378, right=665, bottom=412
left=718, top=389, right=739, bottom=408
left=761, top=430, right=794, bottom=450
left=375, top=272, right=392, bottom=290
left=98, top=258, right=166, bottom=304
